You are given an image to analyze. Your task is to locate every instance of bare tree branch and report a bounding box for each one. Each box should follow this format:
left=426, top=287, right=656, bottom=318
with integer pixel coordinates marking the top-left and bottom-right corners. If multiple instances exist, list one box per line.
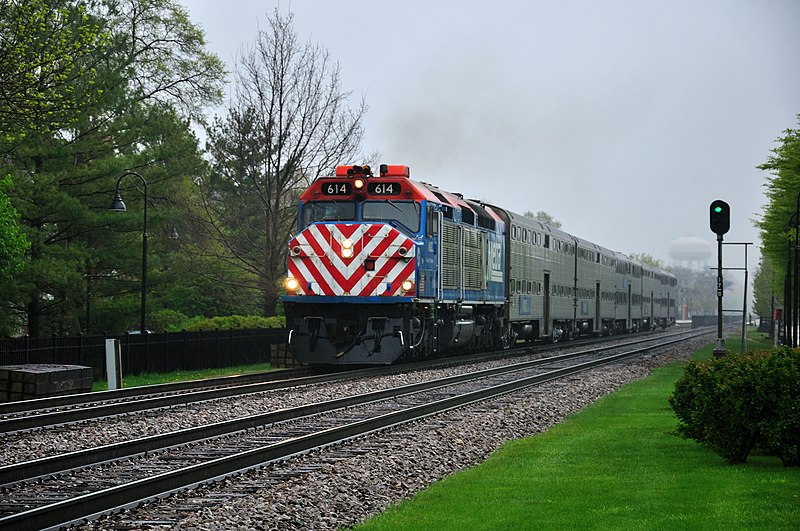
left=200, top=8, right=366, bottom=316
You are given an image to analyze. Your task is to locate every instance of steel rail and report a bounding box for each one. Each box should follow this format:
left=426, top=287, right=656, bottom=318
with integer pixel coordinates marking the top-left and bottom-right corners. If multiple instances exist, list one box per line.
left=0, top=367, right=316, bottom=415
left=0, top=366, right=391, bottom=433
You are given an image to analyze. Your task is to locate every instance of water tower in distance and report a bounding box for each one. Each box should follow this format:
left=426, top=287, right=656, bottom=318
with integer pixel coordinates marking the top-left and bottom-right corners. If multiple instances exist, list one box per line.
left=669, top=236, right=713, bottom=321
left=669, top=235, right=712, bottom=271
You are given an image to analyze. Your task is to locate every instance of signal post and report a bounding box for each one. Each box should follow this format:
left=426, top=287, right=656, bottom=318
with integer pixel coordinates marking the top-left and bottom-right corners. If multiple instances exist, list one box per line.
left=710, top=200, right=730, bottom=357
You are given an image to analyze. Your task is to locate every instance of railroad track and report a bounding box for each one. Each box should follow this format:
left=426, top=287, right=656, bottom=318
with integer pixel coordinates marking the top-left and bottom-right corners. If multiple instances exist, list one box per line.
left=0, top=327, right=697, bottom=434
left=0, top=330, right=707, bottom=530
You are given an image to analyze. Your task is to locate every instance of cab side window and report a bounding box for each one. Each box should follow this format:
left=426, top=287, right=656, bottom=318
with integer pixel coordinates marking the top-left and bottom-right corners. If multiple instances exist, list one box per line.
left=426, top=204, right=439, bottom=236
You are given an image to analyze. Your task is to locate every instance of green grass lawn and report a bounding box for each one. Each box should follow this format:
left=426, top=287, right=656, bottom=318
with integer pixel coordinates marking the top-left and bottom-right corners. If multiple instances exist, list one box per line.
left=91, top=362, right=274, bottom=391
left=358, top=332, right=800, bottom=530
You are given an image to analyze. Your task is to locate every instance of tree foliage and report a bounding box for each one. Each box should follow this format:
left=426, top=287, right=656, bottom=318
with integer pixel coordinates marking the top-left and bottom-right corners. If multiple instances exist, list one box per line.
left=0, top=176, right=27, bottom=276
left=102, top=0, right=225, bottom=121
left=0, top=175, right=29, bottom=334
left=523, top=210, right=561, bottom=229
left=671, top=266, right=724, bottom=316
left=0, top=0, right=226, bottom=336
left=752, top=254, right=777, bottom=320
left=0, top=0, right=108, bottom=143
left=757, top=115, right=800, bottom=297
left=200, top=8, right=366, bottom=317
left=0, top=3, right=369, bottom=336
left=627, top=252, right=669, bottom=270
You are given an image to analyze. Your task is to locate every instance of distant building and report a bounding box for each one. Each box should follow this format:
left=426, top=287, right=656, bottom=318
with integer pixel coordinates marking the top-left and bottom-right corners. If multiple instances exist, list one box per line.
left=669, top=236, right=712, bottom=271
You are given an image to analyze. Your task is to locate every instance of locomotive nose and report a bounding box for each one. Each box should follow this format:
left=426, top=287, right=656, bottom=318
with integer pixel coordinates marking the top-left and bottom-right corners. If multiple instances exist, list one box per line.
left=284, top=222, right=416, bottom=298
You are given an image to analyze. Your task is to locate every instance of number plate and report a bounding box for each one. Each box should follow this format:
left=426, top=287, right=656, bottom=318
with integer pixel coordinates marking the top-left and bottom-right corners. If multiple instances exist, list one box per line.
left=367, top=182, right=401, bottom=195
left=321, top=182, right=352, bottom=195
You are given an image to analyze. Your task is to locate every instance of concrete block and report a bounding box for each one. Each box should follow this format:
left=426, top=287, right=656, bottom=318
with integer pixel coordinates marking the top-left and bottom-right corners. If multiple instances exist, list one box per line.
left=0, top=364, right=94, bottom=402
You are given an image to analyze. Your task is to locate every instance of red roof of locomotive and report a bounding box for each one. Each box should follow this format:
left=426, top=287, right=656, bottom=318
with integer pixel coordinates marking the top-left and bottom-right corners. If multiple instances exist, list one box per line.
left=301, top=164, right=503, bottom=225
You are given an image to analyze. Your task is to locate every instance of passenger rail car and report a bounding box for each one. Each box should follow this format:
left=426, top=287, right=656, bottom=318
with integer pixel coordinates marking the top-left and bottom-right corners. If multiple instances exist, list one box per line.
left=282, top=164, right=676, bottom=365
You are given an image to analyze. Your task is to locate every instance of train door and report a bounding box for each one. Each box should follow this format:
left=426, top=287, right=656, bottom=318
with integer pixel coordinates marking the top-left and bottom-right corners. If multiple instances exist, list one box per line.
left=543, top=272, right=551, bottom=337
left=419, top=203, right=444, bottom=300
left=458, top=226, right=465, bottom=300
left=627, top=284, right=632, bottom=330
left=595, top=282, right=601, bottom=334
left=427, top=206, right=442, bottom=299
left=667, top=291, right=671, bottom=322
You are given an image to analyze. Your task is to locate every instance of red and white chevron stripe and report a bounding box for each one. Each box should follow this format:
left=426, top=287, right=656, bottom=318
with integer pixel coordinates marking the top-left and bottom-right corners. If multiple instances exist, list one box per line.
left=287, top=223, right=416, bottom=297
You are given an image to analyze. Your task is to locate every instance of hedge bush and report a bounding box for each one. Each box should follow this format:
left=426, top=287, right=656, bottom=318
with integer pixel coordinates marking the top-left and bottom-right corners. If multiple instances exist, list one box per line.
left=148, top=309, right=190, bottom=332
left=166, top=314, right=286, bottom=332
left=669, top=347, right=800, bottom=466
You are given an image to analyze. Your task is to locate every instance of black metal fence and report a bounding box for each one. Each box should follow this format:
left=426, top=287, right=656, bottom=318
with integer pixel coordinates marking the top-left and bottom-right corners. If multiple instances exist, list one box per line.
left=0, top=329, right=289, bottom=381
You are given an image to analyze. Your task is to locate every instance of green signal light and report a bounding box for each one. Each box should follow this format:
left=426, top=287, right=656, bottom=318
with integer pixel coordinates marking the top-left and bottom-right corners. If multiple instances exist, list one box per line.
left=710, top=199, right=730, bottom=235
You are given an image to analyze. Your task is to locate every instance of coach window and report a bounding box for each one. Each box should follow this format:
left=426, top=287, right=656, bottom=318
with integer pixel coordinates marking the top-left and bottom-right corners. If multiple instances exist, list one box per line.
left=301, top=201, right=356, bottom=228
left=363, top=201, right=421, bottom=233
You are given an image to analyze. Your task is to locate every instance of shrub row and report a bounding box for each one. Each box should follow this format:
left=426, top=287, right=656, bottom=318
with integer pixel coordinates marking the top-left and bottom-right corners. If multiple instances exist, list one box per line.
left=669, top=347, right=800, bottom=466
left=160, top=313, right=286, bottom=332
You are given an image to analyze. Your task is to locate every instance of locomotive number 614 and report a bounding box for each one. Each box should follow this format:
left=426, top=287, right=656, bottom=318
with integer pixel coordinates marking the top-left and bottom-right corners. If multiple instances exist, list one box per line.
left=367, top=182, right=400, bottom=195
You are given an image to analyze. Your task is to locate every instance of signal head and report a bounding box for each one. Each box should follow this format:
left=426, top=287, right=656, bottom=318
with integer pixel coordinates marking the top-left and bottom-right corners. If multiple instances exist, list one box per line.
left=709, top=199, right=730, bottom=236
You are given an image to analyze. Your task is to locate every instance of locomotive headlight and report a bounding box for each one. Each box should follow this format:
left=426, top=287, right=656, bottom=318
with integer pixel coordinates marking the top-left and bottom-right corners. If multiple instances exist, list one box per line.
left=353, top=178, right=365, bottom=189
left=401, top=279, right=414, bottom=292
left=340, top=238, right=354, bottom=258
left=285, top=277, right=299, bottom=292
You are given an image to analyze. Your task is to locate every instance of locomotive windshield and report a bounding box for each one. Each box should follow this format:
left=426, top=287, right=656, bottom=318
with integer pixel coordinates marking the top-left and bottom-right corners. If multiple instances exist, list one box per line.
left=301, top=201, right=356, bottom=228
left=362, top=201, right=420, bottom=233
left=299, top=200, right=420, bottom=233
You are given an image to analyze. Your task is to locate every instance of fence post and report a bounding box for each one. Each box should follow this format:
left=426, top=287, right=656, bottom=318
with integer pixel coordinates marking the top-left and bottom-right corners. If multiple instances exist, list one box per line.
left=164, top=331, right=169, bottom=372
left=105, top=338, right=123, bottom=390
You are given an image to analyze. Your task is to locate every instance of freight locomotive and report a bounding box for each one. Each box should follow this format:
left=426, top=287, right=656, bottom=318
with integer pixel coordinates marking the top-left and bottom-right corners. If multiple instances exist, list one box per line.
left=282, top=164, right=676, bottom=365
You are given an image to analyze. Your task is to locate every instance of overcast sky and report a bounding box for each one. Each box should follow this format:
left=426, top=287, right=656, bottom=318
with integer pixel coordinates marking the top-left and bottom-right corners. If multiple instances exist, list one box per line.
left=181, top=0, right=799, bottom=276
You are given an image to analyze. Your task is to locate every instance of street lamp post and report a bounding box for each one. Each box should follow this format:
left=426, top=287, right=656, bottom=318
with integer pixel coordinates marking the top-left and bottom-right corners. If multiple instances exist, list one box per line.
left=785, top=248, right=793, bottom=347
left=110, top=171, right=148, bottom=334
left=787, top=198, right=800, bottom=348
left=794, top=192, right=800, bottom=348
